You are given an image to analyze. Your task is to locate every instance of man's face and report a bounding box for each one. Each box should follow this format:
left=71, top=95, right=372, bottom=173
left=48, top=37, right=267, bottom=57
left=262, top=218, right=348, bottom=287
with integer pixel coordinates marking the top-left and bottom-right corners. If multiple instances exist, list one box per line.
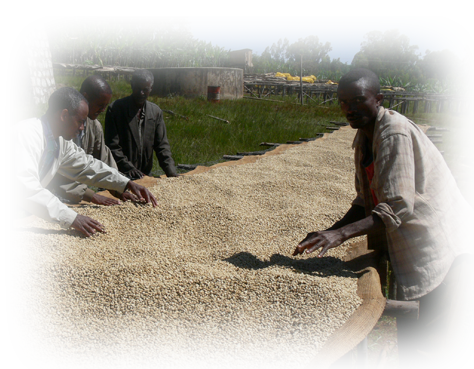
left=131, top=80, right=153, bottom=107
left=87, top=92, right=112, bottom=120
left=337, top=80, right=383, bottom=130
left=60, top=100, right=88, bottom=140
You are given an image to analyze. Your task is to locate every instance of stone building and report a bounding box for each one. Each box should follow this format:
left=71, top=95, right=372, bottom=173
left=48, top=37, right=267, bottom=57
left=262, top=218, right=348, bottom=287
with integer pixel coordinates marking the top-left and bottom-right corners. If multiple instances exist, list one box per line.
left=227, top=49, right=253, bottom=72
left=5, top=16, right=56, bottom=104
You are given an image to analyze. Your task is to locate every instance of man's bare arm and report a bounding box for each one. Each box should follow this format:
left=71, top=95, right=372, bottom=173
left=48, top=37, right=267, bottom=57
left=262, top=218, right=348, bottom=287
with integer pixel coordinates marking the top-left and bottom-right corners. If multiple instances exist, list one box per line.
left=293, top=205, right=384, bottom=257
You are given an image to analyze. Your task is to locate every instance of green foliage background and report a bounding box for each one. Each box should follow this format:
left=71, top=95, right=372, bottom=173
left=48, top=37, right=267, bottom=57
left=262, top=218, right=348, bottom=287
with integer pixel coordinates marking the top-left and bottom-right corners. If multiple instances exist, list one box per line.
left=48, top=25, right=462, bottom=94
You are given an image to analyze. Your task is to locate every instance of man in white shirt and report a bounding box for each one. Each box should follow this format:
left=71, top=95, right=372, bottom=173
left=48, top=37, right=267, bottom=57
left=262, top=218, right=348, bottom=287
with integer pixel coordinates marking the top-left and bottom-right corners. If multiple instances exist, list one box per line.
left=47, top=75, right=137, bottom=205
left=15, top=86, right=158, bottom=237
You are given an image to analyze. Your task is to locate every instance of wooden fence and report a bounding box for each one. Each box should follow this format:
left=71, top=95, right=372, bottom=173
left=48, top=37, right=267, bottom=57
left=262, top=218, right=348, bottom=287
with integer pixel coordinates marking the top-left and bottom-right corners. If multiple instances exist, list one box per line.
left=244, top=82, right=466, bottom=114
left=379, top=91, right=464, bottom=114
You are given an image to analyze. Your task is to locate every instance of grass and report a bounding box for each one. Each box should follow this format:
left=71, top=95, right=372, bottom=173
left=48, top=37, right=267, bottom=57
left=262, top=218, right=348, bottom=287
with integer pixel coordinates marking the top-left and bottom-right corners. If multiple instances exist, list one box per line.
left=55, top=73, right=347, bottom=176
left=155, top=97, right=343, bottom=165
left=5, top=72, right=474, bottom=368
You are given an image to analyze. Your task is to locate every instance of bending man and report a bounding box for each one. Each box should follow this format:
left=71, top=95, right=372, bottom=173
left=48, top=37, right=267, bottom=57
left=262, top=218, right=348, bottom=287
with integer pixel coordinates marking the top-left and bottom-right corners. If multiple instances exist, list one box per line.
left=15, top=87, right=158, bottom=237
left=293, top=68, right=473, bottom=367
left=47, top=75, right=136, bottom=205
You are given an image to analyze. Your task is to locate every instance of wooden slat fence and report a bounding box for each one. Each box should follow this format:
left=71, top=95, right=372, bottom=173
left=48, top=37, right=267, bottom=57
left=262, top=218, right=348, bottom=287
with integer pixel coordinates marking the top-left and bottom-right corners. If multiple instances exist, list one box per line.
left=244, top=82, right=466, bottom=114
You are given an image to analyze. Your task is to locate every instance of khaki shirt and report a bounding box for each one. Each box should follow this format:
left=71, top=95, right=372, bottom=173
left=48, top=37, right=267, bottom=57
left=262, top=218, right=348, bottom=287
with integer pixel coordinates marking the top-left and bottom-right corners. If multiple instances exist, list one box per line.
left=353, top=107, right=473, bottom=300
left=47, top=117, right=118, bottom=203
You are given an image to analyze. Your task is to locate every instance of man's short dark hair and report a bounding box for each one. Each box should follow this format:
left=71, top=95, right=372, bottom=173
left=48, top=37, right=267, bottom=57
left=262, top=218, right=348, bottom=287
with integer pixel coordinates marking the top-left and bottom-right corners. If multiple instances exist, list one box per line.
left=47, top=87, right=88, bottom=116
left=338, top=68, right=381, bottom=94
left=131, top=69, right=154, bottom=86
left=80, top=75, right=112, bottom=101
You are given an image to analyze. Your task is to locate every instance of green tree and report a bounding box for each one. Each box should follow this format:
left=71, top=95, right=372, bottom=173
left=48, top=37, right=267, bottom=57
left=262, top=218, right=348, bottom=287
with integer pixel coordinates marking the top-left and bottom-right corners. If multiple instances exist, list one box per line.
left=47, top=22, right=230, bottom=69
left=422, top=49, right=461, bottom=79
left=253, top=36, right=333, bottom=75
left=286, top=35, right=332, bottom=75
left=462, top=37, right=474, bottom=81
left=325, top=58, right=351, bottom=81
left=286, top=36, right=331, bottom=61
left=265, top=38, right=290, bottom=63
left=255, top=38, right=291, bottom=73
left=351, top=30, right=421, bottom=81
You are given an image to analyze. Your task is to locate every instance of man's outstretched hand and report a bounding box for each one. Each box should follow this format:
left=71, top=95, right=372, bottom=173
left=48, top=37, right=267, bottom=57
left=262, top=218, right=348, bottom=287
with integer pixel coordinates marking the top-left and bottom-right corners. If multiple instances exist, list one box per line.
left=116, top=191, right=139, bottom=202
left=90, top=193, right=121, bottom=206
left=71, top=214, right=106, bottom=237
left=126, top=180, right=158, bottom=207
left=126, top=169, right=145, bottom=180
left=292, top=229, right=345, bottom=258
left=293, top=213, right=385, bottom=257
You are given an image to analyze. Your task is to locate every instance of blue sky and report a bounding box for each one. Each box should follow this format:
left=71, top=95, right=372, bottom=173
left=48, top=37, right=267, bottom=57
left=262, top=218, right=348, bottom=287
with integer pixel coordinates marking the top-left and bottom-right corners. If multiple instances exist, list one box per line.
left=189, top=16, right=474, bottom=63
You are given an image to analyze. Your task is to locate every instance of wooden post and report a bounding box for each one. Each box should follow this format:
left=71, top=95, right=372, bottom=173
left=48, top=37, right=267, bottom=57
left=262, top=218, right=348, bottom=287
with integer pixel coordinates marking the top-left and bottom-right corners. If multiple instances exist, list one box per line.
left=424, top=100, right=432, bottom=113
left=383, top=299, right=419, bottom=318
left=389, top=269, right=397, bottom=300
left=401, top=100, right=407, bottom=114
left=439, top=100, right=445, bottom=113
left=380, top=257, right=388, bottom=298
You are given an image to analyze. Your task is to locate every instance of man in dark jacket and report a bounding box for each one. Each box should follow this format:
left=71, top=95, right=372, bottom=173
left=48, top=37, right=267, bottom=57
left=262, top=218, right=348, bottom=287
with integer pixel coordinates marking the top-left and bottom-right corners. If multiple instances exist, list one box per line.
left=105, top=69, right=178, bottom=179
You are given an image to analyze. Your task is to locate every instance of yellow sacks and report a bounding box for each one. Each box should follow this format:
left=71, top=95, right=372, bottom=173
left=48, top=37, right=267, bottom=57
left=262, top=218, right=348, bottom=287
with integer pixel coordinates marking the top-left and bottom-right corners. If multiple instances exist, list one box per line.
left=275, top=72, right=318, bottom=83
left=287, top=76, right=316, bottom=83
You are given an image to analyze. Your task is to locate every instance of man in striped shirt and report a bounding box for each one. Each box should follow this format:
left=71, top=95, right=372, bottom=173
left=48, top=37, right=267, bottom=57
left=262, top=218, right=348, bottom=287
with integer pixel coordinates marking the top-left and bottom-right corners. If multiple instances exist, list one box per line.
left=293, top=68, right=473, bottom=367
